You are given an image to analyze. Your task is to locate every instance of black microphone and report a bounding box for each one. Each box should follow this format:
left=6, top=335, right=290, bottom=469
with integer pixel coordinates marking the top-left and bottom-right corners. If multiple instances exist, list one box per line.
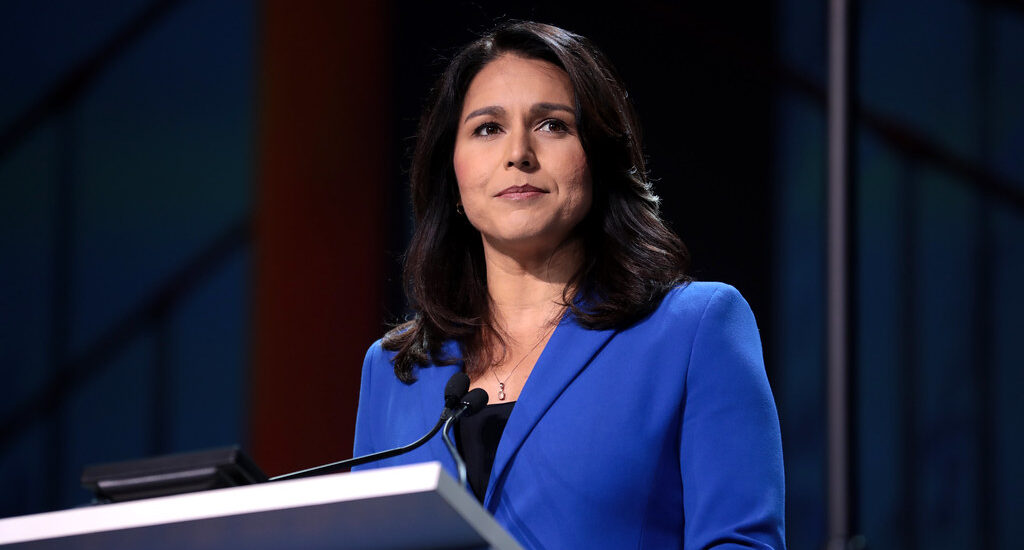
left=443, top=372, right=471, bottom=415
left=269, top=373, right=471, bottom=481
left=441, top=387, right=488, bottom=489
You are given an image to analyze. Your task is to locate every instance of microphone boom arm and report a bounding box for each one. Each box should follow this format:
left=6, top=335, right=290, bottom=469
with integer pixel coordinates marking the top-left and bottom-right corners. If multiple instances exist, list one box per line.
left=269, top=414, right=447, bottom=482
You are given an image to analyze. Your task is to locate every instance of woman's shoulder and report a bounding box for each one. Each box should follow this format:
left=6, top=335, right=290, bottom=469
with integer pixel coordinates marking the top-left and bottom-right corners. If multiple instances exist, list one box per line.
left=360, top=339, right=392, bottom=379
left=617, top=281, right=757, bottom=347
left=363, top=338, right=389, bottom=361
left=656, top=280, right=753, bottom=321
left=659, top=281, right=764, bottom=364
left=362, top=336, right=460, bottom=372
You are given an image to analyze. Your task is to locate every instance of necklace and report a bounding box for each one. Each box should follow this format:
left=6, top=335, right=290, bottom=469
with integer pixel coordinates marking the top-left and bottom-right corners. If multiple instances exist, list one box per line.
left=492, top=324, right=556, bottom=401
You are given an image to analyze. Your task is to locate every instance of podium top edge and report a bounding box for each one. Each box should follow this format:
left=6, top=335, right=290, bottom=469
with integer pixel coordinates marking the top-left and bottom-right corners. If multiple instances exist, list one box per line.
left=0, top=462, right=447, bottom=545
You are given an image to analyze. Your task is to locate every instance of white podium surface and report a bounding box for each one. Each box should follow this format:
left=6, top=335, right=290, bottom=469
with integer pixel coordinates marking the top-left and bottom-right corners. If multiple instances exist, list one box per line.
left=0, top=462, right=523, bottom=550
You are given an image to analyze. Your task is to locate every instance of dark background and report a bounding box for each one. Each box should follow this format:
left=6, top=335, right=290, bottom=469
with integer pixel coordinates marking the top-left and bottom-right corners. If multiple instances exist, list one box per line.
left=1, top=1, right=1021, bottom=548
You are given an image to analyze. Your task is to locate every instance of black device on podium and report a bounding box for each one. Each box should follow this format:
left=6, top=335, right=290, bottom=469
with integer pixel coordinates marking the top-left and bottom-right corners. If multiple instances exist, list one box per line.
left=80, top=373, right=484, bottom=504
left=80, top=446, right=268, bottom=503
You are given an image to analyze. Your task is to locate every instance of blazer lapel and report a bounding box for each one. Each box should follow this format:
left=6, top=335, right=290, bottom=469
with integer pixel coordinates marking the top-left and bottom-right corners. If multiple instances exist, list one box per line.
left=483, top=313, right=617, bottom=510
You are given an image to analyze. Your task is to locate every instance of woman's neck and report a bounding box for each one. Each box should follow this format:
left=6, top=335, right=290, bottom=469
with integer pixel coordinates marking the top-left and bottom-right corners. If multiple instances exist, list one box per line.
left=481, top=237, right=581, bottom=335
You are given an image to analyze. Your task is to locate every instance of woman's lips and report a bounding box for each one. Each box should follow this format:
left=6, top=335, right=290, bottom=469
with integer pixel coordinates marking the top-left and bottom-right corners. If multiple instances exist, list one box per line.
left=496, top=185, right=547, bottom=199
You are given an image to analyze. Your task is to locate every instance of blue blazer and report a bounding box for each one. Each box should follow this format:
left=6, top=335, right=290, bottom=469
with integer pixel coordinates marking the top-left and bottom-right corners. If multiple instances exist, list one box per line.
left=353, top=282, right=785, bottom=549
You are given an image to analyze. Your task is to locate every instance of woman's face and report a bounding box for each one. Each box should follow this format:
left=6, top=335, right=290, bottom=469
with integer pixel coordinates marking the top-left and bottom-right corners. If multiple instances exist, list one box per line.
left=453, top=54, right=592, bottom=258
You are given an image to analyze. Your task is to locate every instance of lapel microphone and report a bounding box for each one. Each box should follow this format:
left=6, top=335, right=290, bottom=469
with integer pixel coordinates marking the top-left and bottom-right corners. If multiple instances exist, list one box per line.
left=270, top=372, right=478, bottom=481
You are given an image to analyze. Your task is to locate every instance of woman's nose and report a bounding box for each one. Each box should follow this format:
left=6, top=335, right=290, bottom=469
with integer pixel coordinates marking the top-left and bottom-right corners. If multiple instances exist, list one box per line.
left=505, top=131, right=537, bottom=170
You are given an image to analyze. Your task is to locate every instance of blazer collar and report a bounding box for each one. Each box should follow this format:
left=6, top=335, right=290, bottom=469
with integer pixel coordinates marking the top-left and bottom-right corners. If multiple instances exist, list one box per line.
left=483, top=311, right=617, bottom=510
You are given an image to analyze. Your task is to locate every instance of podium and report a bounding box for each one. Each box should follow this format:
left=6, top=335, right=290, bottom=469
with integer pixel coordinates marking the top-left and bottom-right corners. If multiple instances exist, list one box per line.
left=0, top=462, right=523, bottom=549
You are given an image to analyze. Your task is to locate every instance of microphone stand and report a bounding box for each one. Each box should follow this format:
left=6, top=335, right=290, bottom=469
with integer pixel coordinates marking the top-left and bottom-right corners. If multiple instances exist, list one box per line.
left=269, top=414, right=447, bottom=482
left=441, top=410, right=469, bottom=489
left=269, top=378, right=487, bottom=485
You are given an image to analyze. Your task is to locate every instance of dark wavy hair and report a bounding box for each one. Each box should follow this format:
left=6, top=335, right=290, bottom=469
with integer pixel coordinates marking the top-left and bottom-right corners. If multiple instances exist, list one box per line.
left=384, top=21, right=689, bottom=383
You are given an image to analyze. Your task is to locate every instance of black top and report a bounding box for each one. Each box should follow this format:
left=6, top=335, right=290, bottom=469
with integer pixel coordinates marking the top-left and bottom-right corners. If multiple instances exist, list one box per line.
left=456, top=401, right=516, bottom=503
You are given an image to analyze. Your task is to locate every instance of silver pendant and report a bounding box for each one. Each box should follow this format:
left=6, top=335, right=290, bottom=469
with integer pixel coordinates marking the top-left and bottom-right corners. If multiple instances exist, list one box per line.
left=498, top=382, right=506, bottom=401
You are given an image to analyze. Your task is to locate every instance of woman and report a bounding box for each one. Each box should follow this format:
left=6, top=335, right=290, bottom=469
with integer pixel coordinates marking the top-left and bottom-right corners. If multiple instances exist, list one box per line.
left=353, top=21, right=785, bottom=549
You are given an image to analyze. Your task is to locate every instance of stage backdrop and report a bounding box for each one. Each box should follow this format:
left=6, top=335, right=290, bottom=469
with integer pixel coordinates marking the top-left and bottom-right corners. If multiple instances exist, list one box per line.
left=1, top=2, right=1021, bottom=549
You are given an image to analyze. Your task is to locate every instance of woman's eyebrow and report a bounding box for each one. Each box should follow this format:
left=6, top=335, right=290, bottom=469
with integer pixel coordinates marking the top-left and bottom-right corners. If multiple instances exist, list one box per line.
left=463, top=102, right=574, bottom=123
left=463, top=105, right=505, bottom=123
left=530, top=102, right=574, bottom=116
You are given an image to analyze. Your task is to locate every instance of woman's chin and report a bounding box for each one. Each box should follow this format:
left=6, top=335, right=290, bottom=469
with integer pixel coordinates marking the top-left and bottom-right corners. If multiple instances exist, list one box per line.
left=481, top=228, right=580, bottom=260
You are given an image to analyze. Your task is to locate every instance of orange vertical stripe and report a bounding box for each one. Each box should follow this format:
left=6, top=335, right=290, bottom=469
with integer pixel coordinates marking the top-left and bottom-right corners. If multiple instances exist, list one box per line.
left=252, top=1, right=390, bottom=475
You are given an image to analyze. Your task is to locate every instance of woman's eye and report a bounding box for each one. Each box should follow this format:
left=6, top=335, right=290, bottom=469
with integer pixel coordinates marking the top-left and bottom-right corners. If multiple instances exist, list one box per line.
left=473, top=122, right=502, bottom=137
left=539, top=119, right=570, bottom=133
